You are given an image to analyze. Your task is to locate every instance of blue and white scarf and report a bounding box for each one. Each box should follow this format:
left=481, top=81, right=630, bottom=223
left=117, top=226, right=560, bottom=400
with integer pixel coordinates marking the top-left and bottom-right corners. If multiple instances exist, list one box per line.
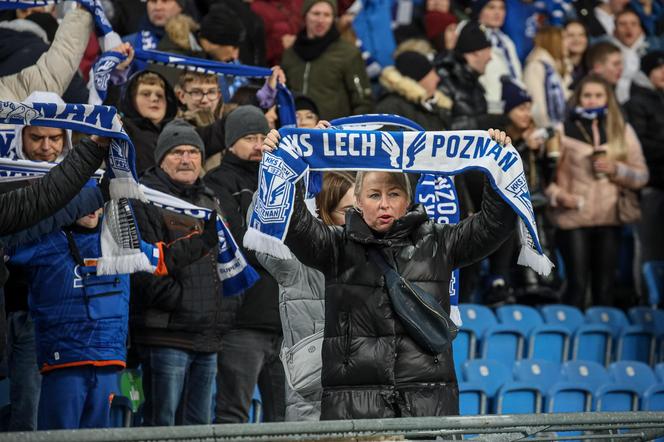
left=542, top=61, right=566, bottom=124
left=245, top=127, right=555, bottom=276
left=0, top=0, right=121, bottom=50
left=0, top=100, right=258, bottom=296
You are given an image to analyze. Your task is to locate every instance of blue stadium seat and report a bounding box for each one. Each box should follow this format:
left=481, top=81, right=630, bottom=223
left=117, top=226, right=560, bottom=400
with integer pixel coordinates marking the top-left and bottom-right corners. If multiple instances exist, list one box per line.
left=561, top=361, right=610, bottom=393
left=462, top=359, right=511, bottom=400
left=540, top=304, right=584, bottom=334
left=641, top=384, right=664, bottom=411
left=513, top=359, right=560, bottom=394
left=586, top=306, right=629, bottom=338
left=628, top=306, right=658, bottom=330
left=528, top=325, right=571, bottom=363
left=495, top=305, right=543, bottom=336
left=248, top=385, right=262, bottom=423
left=545, top=382, right=593, bottom=413
left=453, top=329, right=473, bottom=378
left=459, top=383, right=488, bottom=415
left=616, top=325, right=657, bottom=365
left=643, top=261, right=664, bottom=307
left=460, top=304, right=497, bottom=339
left=481, top=325, right=525, bottom=367
left=609, top=361, right=658, bottom=395
left=572, top=323, right=614, bottom=366
left=593, top=383, right=639, bottom=412
left=495, top=381, right=543, bottom=414
left=656, top=363, right=664, bottom=382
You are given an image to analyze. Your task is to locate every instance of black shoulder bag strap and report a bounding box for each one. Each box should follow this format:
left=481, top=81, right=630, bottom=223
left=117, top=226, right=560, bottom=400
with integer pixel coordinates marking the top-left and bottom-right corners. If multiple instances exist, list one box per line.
left=64, top=230, right=85, bottom=267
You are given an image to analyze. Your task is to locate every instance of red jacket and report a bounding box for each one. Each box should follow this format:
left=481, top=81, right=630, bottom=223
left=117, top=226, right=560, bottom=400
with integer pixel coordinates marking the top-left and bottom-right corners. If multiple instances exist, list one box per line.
left=251, top=0, right=303, bottom=66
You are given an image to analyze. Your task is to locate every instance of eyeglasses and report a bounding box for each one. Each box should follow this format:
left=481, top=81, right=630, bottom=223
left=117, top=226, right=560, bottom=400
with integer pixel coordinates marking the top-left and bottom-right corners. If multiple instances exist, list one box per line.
left=167, top=148, right=201, bottom=159
left=184, top=88, right=221, bottom=101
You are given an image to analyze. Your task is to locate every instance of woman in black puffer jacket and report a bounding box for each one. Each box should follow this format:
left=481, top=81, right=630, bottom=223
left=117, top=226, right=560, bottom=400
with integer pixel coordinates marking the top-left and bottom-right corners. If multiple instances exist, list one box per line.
left=264, top=129, right=517, bottom=420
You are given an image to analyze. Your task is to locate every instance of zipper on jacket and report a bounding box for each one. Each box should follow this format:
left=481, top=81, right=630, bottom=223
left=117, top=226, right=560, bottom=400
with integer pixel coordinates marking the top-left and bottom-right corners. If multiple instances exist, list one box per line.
left=353, top=75, right=364, bottom=99
left=86, top=290, right=123, bottom=299
left=343, top=313, right=352, bottom=365
left=400, top=277, right=446, bottom=321
left=303, top=62, right=311, bottom=95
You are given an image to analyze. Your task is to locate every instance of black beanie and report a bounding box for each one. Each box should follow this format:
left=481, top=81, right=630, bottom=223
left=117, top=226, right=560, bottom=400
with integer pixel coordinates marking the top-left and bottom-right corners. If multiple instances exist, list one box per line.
left=454, top=21, right=492, bottom=55
left=155, top=119, right=205, bottom=165
left=295, top=94, right=320, bottom=116
left=395, top=51, right=434, bottom=81
left=225, top=105, right=269, bottom=147
left=641, top=50, right=664, bottom=77
left=25, top=12, right=58, bottom=43
left=501, top=76, right=531, bottom=113
left=199, top=5, right=246, bottom=46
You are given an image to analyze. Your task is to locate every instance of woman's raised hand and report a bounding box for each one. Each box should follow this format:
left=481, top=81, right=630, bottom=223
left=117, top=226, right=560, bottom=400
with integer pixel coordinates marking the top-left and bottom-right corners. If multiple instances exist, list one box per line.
left=261, top=129, right=280, bottom=153
left=488, top=128, right=512, bottom=147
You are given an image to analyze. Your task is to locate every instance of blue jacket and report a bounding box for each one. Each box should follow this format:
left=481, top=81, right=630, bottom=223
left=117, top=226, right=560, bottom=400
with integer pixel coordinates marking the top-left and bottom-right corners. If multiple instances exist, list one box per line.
left=8, top=227, right=129, bottom=373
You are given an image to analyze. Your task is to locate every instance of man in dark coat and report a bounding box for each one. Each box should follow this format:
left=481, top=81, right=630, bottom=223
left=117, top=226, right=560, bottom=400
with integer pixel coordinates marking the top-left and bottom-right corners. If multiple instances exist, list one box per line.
left=204, top=105, right=285, bottom=423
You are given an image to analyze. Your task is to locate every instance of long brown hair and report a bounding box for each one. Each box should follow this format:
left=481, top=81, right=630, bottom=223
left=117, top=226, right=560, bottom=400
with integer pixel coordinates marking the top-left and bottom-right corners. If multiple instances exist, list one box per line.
left=534, top=26, right=567, bottom=76
left=316, top=171, right=357, bottom=226
left=571, top=74, right=627, bottom=160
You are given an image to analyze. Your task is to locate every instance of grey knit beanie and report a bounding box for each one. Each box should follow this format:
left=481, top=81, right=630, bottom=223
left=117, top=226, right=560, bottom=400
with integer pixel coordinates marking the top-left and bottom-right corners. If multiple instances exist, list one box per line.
left=155, top=119, right=205, bottom=165
left=224, top=105, right=269, bottom=147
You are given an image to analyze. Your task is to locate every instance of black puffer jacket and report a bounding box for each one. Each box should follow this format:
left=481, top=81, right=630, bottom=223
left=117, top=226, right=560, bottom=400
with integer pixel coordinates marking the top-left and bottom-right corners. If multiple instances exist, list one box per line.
left=284, top=180, right=516, bottom=419
left=130, top=167, right=226, bottom=352
left=624, top=80, right=664, bottom=189
left=204, top=153, right=281, bottom=333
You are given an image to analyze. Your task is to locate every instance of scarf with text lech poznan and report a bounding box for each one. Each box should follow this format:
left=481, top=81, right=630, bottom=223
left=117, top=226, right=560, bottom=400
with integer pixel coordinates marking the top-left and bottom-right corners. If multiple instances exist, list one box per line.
left=244, top=127, right=555, bottom=276
left=0, top=100, right=258, bottom=296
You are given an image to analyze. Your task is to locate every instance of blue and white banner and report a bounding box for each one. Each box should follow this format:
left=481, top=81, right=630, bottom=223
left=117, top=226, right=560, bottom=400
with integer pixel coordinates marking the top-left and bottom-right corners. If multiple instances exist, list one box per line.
left=88, top=51, right=127, bottom=105
left=245, top=127, right=554, bottom=276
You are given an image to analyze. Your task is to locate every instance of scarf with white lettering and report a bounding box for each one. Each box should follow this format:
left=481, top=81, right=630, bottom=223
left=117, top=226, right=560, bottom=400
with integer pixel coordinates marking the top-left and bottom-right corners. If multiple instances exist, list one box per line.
left=0, top=0, right=121, bottom=50
left=244, top=127, right=555, bottom=276
left=0, top=100, right=258, bottom=296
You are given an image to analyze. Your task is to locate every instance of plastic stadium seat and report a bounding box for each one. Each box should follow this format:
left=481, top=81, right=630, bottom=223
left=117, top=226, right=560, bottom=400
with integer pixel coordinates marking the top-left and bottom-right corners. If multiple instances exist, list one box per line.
left=616, top=325, right=657, bottom=365
left=460, top=304, right=497, bottom=339
left=248, top=385, right=262, bottom=423
left=462, top=359, right=511, bottom=399
left=481, top=325, right=525, bottom=367
left=459, top=383, right=488, bottom=415
left=495, top=305, right=543, bottom=336
left=528, top=325, right=571, bottom=363
left=643, top=261, right=664, bottom=307
left=561, top=361, right=610, bottom=393
left=513, top=359, right=560, bottom=394
left=453, top=329, right=473, bottom=378
left=545, top=382, right=593, bottom=413
left=572, top=323, right=614, bottom=366
left=656, top=363, right=664, bottom=382
left=585, top=306, right=629, bottom=338
left=540, top=304, right=584, bottom=334
left=593, top=383, right=639, bottom=411
left=609, top=361, right=658, bottom=395
left=495, top=381, right=543, bottom=414
left=628, top=306, right=659, bottom=331
left=641, top=384, right=664, bottom=411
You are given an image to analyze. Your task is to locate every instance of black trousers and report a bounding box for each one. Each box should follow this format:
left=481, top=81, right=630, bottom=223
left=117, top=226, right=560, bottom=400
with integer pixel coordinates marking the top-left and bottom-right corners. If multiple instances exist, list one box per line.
left=557, top=226, right=622, bottom=309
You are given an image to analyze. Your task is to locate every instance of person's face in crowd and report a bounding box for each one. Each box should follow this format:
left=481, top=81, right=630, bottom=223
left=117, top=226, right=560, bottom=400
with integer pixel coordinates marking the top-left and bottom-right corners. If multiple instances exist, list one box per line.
left=564, top=22, right=588, bottom=58
left=177, top=81, right=221, bottom=112
left=356, top=172, right=410, bottom=233
left=579, top=81, right=609, bottom=108
left=649, top=65, right=664, bottom=90
left=22, top=126, right=65, bottom=162
left=160, top=145, right=202, bottom=185
left=199, top=38, right=239, bottom=63
left=76, top=208, right=103, bottom=229
left=614, top=12, right=644, bottom=47
left=508, top=102, right=533, bottom=131
left=608, top=0, right=630, bottom=14
left=464, top=47, right=493, bottom=75
left=147, top=0, right=182, bottom=27
left=593, top=52, right=623, bottom=85
left=330, top=185, right=355, bottom=226
left=265, top=106, right=278, bottom=130
left=230, top=133, right=266, bottom=162
left=305, top=2, right=335, bottom=39
left=296, top=110, right=319, bottom=128
left=135, top=83, right=167, bottom=125
left=478, top=0, right=506, bottom=29
left=419, top=69, right=440, bottom=97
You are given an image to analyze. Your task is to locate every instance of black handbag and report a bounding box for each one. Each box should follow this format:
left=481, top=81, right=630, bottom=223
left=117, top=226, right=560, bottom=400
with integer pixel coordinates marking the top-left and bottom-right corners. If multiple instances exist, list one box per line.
left=369, top=248, right=458, bottom=355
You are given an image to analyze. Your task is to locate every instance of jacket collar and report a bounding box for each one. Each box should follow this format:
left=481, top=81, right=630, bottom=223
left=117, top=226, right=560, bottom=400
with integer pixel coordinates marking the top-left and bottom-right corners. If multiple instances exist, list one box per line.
left=222, top=151, right=260, bottom=176
left=345, top=204, right=429, bottom=246
left=140, top=166, right=214, bottom=202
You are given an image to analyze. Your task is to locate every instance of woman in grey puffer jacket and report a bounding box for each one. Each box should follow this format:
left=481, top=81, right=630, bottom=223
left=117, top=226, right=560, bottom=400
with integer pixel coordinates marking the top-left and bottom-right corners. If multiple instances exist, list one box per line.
left=256, top=172, right=356, bottom=421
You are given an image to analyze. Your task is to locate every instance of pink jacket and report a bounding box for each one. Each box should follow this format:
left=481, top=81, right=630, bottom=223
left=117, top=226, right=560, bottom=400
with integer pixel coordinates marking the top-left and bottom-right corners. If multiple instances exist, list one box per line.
left=546, top=123, right=649, bottom=229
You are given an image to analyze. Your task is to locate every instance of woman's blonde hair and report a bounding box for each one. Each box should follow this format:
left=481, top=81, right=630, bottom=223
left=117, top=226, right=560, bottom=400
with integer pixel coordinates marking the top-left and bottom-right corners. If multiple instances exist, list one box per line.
left=571, top=74, right=627, bottom=160
left=353, top=172, right=412, bottom=201
left=316, top=171, right=357, bottom=225
left=534, top=26, right=567, bottom=77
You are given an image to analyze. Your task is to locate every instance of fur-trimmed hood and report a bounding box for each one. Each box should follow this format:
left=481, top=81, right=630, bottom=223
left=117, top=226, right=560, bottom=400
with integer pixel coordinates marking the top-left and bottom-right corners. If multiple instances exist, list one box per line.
left=379, top=66, right=452, bottom=110
left=163, top=14, right=201, bottom=52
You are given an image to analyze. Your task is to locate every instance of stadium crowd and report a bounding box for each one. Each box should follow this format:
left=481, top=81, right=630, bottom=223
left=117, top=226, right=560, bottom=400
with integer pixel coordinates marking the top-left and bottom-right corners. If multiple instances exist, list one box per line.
left=0, top=0, right=662, bottom=431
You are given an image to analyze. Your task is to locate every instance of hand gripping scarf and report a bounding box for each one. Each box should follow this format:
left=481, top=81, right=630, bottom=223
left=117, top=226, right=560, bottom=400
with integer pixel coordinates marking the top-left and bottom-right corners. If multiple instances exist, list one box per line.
left=244, top=127, right=555, bottom=277
left=0, top=100, right=258, bottom=296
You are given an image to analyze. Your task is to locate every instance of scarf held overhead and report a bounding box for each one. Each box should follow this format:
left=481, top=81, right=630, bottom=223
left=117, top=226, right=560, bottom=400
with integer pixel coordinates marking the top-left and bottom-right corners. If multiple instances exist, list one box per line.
left=244, top=127, right=554, bottom=276
left=0, top=99, right=258, bottom=296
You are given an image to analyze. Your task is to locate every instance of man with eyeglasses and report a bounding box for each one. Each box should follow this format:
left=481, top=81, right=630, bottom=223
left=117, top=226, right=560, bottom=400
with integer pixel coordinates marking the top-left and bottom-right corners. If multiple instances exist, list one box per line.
left=175, top=72, right=222, bottom=114
left=129, top=119, right=226, bottom=426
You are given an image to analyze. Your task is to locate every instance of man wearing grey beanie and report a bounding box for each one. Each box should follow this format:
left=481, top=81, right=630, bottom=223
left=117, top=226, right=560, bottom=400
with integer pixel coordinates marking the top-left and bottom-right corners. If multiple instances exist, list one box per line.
left=204, top=106, right=286, bottom=423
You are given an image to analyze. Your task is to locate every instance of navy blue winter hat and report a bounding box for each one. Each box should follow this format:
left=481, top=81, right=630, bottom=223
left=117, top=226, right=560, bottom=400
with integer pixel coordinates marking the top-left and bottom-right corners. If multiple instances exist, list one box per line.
left=470, top=0, right=504, bottom=19
left=501, top=76, right=531, bottom=114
